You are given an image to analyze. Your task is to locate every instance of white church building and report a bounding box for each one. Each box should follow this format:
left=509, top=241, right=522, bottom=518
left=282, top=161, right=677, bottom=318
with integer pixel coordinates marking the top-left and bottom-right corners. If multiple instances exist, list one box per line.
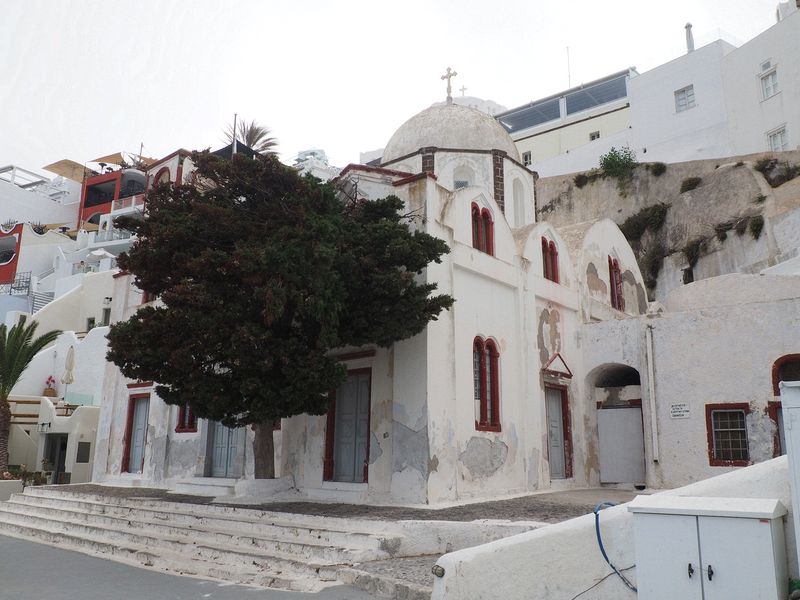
left=92, top=100, right=650, bottom=504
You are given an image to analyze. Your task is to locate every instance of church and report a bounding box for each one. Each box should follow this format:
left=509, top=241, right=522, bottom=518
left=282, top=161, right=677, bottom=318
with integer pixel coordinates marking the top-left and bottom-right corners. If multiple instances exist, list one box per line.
left=92, top=89, right=649, bottom=505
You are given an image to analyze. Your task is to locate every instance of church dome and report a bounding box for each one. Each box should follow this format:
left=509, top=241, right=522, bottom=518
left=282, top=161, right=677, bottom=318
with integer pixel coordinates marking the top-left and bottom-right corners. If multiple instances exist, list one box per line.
left=382, top=103, right=521, bottom=164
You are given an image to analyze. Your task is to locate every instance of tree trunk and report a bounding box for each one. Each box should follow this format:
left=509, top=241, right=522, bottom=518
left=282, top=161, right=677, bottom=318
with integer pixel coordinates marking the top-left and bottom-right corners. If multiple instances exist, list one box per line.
left=252, top=421, right=275, bottom=479
left=0, top=400, right=11, bottom=473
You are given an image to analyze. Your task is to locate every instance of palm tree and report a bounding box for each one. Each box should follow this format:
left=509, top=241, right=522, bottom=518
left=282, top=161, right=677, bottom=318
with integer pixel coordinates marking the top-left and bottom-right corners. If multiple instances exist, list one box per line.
left=224, top=119, right=278, bottom=155
left=0, top=318, right=61, bottom=472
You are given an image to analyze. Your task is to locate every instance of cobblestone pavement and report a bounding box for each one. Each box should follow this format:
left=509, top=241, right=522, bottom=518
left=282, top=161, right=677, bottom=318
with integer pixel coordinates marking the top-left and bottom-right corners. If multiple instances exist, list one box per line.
left=58, top=484, right=637, bottom=523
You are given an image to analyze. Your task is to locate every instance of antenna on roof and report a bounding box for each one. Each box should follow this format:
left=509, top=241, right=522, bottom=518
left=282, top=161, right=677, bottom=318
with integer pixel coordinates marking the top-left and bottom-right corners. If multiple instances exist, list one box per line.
left=232, top=113, right=238, bottom=156
left=567, top=47, right=572, bottom=88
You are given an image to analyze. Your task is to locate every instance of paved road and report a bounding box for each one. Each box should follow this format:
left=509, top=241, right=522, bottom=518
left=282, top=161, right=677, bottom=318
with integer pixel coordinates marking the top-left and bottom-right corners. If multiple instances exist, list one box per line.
left=0, top=535, right=380, bottom=600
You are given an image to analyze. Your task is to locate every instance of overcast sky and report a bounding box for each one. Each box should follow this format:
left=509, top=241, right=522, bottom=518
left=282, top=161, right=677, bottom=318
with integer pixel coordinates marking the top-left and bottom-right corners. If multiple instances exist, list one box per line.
left=0, top=0, right=782, bottom=175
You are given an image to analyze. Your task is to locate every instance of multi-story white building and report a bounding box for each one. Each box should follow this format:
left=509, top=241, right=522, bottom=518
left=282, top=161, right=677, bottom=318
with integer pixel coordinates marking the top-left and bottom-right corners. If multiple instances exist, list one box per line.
left=501, top=3, right=800, bottom=176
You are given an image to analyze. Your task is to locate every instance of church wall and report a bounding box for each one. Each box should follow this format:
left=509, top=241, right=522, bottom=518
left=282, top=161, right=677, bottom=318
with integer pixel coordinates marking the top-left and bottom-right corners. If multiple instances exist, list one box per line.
left=435, top=152, right=494, bottom=192
left=503, top=161, right=535, bottom=228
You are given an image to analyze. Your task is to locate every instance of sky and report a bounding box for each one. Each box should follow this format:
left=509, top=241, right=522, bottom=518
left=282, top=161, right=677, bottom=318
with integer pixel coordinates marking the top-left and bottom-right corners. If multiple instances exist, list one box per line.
left=0, top=0, right=783, bottom=175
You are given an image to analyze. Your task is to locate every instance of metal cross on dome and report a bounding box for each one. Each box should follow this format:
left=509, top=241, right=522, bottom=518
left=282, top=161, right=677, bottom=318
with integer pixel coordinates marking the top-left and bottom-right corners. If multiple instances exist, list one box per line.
left=441, top=67, right=458, bottom=105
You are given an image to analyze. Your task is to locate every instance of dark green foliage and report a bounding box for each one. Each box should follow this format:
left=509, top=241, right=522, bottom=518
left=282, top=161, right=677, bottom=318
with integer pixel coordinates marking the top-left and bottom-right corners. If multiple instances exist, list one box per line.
left=682, top=239, right=704, bottom=267
left=714, top=222, right=734, bottom=242
left=646, top=162, right=667, bottom=176
left=0, top=317, right=61, bottom=472
left=574, top=173, right=589, bottom=188
left=749, top=215, right=765, bottom=240
left=599, top=146, right=637, bottom=181
left=771, top=163, right=800, bottom=188
left=108, top=152, right=453, bottom=436
left=619, top=203, right=670, bottom=242
left=753, top=194, right=767, bottom=204
left=680, top=177, right=702, bottom=193
left=640, top=242, right=667, bottom=289
left=734, top=218, right=748, bottom=235
left=754, top=158, right=774, bottom=173
left=30, top=222, right=46, bottom=235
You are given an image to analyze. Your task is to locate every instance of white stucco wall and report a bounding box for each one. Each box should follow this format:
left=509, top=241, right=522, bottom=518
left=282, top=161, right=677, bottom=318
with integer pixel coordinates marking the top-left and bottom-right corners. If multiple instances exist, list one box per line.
left=581, top=279, right=800, bottom=489
left=0, top=177, right=79, bottom=227
left=432, top=456, right=794, bottom=600
left=724, top=10, right=800, bottom=155
left=629, top=41, right=735, bottom=164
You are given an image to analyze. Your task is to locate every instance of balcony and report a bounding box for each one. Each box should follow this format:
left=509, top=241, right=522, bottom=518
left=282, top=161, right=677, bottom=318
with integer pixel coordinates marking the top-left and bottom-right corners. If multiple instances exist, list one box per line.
left=93, top=229, right=131, bottom=243
left=111, top=192, right=145, bottom=215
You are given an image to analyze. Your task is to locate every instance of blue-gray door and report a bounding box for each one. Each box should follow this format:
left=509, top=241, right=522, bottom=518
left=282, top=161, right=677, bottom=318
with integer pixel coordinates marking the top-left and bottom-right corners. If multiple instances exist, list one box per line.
left=333, top=371, right=371, bottom=483
left=127, top=397, right=149, bottom=473
left=210, top=422, right=240, bottom=478
left=546, top=387, right=566, bottom=479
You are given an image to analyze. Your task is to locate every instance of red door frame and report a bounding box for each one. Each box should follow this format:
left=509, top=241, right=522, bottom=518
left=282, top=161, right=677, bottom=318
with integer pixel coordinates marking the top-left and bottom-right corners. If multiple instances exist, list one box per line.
left=545, top=383, right=573, bottom=479
left=323, top=368, right=372, bottom=483
left=121, top=393, right=149, bottom=473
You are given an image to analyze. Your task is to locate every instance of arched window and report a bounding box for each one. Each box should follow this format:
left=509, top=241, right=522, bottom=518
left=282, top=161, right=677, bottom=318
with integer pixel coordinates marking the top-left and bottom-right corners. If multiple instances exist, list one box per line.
left=471, top=204, right=494, bottom=256
left=153, top=167, right=171, bottom=187
left=542, top=237, right=559, bottom=283
left=471, top=203, right=482, bottom=249
left=473, top=336, right=501, bottom=431
left=481, top=209, right=494, bottom=256
left=608, top=256, right=625, bottom=311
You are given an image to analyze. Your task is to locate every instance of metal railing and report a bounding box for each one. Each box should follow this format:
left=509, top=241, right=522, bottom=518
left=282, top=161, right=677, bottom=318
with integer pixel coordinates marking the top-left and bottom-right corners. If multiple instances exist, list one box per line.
left=0, top=271, right=31, bottom=296
left=112, top=193, right=145, bottom=212
left=94, top=229, right=132, bottom=243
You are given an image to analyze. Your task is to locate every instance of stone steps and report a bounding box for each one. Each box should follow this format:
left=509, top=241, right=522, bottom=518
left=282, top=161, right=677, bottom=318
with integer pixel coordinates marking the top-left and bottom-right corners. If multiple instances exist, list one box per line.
left=5, top=493, right=388, bottom=556
left=0, top=486, right=408, bottom=592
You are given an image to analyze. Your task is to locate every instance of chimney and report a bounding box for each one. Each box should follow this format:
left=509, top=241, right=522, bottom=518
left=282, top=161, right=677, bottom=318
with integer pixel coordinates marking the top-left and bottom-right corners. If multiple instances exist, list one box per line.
left=685, top=23, right=695, bottom=53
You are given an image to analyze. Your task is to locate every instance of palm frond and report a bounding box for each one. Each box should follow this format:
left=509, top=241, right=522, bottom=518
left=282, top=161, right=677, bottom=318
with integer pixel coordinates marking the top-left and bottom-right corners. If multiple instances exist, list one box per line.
left=0, top=317, right=61, bottom=401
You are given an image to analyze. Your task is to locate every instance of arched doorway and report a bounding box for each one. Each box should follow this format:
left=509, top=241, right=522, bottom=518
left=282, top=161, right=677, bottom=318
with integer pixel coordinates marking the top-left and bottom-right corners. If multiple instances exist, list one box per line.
left=591, top=364, right=645, bottom=486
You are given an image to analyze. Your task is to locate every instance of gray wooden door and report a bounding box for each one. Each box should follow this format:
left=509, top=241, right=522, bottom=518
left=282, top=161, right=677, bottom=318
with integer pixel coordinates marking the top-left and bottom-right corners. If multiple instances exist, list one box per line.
left=210, top=422, right=240, bottom=478
left=598, top=406, right=645, bottom=484
left=333, top=371, right=371, bottom=483
left=127, top=397, right=149, bottom=473
left=546, top=387, right=566, bottom=479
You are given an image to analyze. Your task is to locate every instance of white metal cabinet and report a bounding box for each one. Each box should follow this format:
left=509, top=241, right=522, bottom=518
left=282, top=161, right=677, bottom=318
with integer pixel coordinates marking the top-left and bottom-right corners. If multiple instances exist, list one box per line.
left=629, top=496, right=787, bottom=600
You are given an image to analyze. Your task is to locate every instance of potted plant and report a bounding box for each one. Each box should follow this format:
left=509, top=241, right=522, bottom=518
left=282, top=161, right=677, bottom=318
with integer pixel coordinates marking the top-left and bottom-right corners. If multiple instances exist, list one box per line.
left=42, top=375, right=56, bottom=397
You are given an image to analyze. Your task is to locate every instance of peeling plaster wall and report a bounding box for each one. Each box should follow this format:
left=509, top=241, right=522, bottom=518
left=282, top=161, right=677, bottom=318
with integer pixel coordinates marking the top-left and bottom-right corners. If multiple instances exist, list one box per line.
left=581, top=289, right=800, bottom=489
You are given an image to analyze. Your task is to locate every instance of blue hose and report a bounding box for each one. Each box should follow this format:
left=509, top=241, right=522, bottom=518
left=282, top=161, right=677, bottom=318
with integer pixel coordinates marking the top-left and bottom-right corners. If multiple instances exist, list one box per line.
left=594, top=501, right=637, bottom=593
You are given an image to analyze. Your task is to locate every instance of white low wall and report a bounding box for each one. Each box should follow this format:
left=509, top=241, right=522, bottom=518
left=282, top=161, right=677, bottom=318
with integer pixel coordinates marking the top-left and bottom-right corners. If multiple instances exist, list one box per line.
left=432, top=457, right=793, bottom=599
left=0, top=480, right=23, bottom=501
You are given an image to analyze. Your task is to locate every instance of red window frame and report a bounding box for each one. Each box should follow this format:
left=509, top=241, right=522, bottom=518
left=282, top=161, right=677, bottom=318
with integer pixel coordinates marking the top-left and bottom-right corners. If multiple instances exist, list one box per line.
left=473, top=336, right=501, bottom=432
left=175, top=402, right=197, bottom=433
left=471, top=203, right=482, bottom=250
left=471, top=204, right=495, bottom=256
left=608, top=256, right=625, bottom=311
left=541, top=237, right=559, bottom=283
left=772, top=353, right=800, bottom=395
left=705, top=403, right=751, bottom=467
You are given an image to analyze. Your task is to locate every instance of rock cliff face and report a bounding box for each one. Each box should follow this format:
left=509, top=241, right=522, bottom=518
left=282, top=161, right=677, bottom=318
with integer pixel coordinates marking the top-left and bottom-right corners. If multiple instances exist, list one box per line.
left=535, top=149, right=800, bottom=301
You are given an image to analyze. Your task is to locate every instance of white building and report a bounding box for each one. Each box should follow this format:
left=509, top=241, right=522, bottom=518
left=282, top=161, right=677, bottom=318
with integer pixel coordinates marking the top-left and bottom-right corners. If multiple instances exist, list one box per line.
left=92, top=102, right=650, bottom=504
left=502, top=5, right=800, bottom=176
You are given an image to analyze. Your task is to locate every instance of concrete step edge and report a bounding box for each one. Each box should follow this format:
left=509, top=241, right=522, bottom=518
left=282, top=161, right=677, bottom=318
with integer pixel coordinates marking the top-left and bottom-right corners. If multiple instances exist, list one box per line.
left=0, top=509, right=340, bottom=572
left=337, top=566, right=433, bottom=600
left=1, top=500, right=380, bottom=558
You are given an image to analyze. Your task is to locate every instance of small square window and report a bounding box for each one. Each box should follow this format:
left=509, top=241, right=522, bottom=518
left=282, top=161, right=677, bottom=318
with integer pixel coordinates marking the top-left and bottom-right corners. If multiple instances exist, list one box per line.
left=761, top=69, right=779, bottom=99
left=86, top=317, right=95, bottom=331
left=711, top=409, right=749, bottom=462
left=589, top=131, right=600, bottom=141
left=674, top=85, right=695, bottom=113
left=454, top=180, right=469, bottom=189
left=522, top=151, right=532, bottom=166
left=767, top=127, right=788, bottom=152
